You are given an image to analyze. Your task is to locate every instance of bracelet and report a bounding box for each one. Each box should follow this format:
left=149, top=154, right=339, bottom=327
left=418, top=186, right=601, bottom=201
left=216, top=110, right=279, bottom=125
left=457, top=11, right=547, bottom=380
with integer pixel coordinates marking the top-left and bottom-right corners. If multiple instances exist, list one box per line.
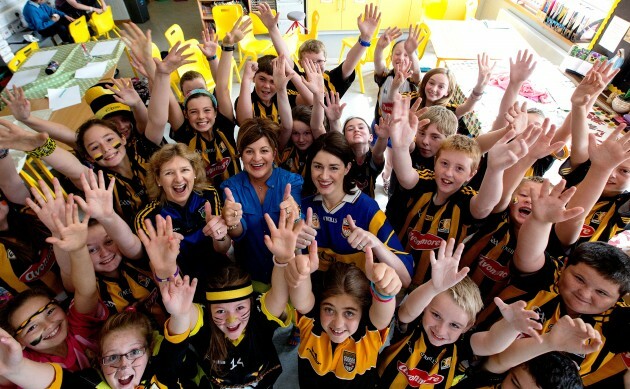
left=26, top=137, right=56, bottom=158
left=154, top=266, right=180, bottom=283
left=471, top=89, right=484, bottom=97
left=221, top=44, right=235, bottom=52
left=0, top=149, right=8, bottom=160
left=89, top=6, right=93, bottom=12
left=358, top=37, right=371, bottom=47
left=272, top=255, right=292, bottom=267
left=370, top=282, right=395, bottom=302
left=207, top=54, right=217, bottom=61
left=226, top=223, right=239, bottom=231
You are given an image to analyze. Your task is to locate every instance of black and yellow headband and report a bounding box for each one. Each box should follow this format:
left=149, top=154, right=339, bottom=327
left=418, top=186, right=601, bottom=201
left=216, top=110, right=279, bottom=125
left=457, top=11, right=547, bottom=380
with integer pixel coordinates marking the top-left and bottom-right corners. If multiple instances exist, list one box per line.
left=206, top=282, right=253, bottom=303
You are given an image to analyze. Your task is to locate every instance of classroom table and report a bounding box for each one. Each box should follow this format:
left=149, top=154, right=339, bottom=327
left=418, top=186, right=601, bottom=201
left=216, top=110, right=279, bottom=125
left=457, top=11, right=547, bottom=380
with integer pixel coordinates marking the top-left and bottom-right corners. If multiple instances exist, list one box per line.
left=426, top=19, right=535, bottom=67
left=6, top=38, right=125, bottom=101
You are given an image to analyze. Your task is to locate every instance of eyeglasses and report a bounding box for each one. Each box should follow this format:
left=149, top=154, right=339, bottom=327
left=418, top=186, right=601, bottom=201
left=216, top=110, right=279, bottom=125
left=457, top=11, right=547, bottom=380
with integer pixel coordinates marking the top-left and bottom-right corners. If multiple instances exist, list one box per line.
left=101, top=347, right=147, bottom=366
left=14, top=300, right=56, bottom=337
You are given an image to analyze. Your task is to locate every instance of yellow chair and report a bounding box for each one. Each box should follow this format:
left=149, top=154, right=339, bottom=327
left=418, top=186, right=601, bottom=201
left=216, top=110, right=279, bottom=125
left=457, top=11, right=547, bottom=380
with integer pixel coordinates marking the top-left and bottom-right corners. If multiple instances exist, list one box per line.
left=164, top=23, right=200, bottom=53
left=7, top=42, right=39, bottom=72
left=237, top=16, right=275, bottom=72
left=19, top=157, right=67, bottom=200
left=354, top=35, right=389, bottom=94
left=422, top=0, right=477, bottom=20
left=337, top=18, right=381, bottom=65
left=89, top=6, right=120, bottom=39
left=212, top=4, right=243, bottom=41
left=417, top=23, right=431, bottom=60
left=69, top=15, right=93, bottom=43
left=294, top=10, right=319, bottom=61
left=250, top=10, right=277, bottom=35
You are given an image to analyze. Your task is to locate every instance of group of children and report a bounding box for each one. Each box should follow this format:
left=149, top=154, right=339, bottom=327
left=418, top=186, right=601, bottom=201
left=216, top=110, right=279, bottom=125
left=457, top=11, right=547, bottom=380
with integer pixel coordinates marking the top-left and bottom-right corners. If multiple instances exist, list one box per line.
left=0, top=2, right=627, bottom=388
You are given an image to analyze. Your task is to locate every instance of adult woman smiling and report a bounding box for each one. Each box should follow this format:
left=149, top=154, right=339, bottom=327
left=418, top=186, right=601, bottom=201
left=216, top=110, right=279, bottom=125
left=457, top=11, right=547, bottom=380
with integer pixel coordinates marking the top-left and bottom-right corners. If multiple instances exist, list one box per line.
left=135, top=143, right=230, bottom=301
left=220, top=118, right=308, bottom=290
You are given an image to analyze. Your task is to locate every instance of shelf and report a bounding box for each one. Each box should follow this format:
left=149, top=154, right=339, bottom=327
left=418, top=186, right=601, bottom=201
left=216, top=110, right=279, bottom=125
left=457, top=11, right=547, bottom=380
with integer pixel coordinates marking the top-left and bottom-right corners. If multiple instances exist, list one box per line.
left=507, top=0, right=577, bottom=47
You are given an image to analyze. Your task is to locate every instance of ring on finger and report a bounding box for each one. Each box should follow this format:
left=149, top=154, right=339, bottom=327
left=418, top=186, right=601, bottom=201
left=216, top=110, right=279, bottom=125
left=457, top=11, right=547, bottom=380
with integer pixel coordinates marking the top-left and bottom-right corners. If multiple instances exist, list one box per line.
left=233, top=210, right=238, bottom=218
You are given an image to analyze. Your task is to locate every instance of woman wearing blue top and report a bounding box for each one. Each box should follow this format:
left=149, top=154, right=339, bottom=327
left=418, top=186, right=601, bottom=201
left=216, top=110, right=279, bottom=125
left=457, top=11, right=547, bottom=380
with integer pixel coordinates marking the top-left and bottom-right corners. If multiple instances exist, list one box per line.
left=221, top=118, right=307, bottom=290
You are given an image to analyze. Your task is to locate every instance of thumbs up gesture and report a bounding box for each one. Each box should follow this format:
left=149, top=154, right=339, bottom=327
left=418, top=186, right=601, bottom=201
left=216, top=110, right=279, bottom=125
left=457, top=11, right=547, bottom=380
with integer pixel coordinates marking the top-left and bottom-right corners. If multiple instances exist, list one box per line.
left=221, top=187, right=243, bottom=228
left=279, top=183, right=300, bottom=222
left=296, top=206, right=317, bottom=250
left=346, top=215, right=377, bottom=252
left=202, top=201, right=229, bottom=241
left=285, top=239, right=319, bottom=289
left=364, top=246, right=402, bottom=298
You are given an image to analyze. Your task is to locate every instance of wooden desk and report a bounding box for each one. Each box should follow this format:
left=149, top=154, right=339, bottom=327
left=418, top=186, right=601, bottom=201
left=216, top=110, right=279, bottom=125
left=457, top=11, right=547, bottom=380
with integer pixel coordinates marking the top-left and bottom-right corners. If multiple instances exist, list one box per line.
left=426, top=19, right=535, bottom=67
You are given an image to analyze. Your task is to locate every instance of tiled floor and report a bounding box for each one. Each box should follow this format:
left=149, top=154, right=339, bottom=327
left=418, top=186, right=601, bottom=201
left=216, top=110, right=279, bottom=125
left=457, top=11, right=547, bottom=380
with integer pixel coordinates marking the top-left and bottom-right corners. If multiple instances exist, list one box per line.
left=118, top=2, right=439, bottom=386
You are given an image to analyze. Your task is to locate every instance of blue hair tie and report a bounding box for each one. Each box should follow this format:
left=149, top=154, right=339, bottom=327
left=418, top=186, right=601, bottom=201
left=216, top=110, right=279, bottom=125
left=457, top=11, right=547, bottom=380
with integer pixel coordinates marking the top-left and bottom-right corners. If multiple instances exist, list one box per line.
left=184, top=88, right=217, bottom=108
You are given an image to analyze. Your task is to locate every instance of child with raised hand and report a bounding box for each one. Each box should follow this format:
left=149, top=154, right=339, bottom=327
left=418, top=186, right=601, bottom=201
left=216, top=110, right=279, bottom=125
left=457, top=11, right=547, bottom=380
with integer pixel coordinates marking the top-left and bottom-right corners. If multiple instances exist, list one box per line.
left=140, top=209, right=298, bottom=388
left=488, top=176, right=630, bottom=385
left=388, top=94, right=530, bottom=287
left=0, top=270, right=200, bottom=388
left=377, top=238, right=543, bottom=389
left=0, top=196, right=108, bottom=373
left=285, top=242, right=401, bottom=388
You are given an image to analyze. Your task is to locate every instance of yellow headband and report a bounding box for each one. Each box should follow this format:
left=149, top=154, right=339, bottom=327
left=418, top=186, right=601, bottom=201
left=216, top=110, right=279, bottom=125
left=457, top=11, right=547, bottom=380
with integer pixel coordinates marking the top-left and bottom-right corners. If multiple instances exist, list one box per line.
left=206, top=284, right=253, bottom=303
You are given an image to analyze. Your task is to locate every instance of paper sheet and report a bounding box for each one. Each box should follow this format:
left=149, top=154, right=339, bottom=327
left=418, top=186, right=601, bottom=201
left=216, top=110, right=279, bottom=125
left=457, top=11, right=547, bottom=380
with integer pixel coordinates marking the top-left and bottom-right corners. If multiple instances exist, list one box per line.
left=47, top=85, right=81, bottom=111
left=90, top=40, right=118, bottom=57
left=22, top=50, right=57, bottom=68
left=599, top=16, right=630, bottom=53
left=74, top=61, right=108, bottom=79
left=6, top=68, right=40, bottom=89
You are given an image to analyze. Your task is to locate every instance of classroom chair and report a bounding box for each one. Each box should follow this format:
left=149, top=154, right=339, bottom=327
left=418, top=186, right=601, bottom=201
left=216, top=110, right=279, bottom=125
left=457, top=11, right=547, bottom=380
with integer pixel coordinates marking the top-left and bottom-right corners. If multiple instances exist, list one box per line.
left=293, top=10, right=319, bottom=62
left=422, top=0, right=478, bottom=20
left=69, top=15, right=94, bottom=43
left=237, top=16, right=275, bottom=72
left=250, top=10, right=277, bottom=35
left=355, top=35, right=390, bottom=94
left=7, top=42, right=39, bottom=73
left=337, top=18, right=381, bottom=66
left=212, top=4, right=243, bottom=41
left=19, top=157, right=68, bottom=200
left=417, top=23, right=431, bottom=60
left=164, top=24, right=200, bottom=53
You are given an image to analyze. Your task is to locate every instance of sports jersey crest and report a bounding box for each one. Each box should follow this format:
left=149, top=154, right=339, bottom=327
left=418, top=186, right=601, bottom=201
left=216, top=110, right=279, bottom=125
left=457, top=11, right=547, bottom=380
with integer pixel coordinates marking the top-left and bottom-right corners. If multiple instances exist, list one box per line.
left=397, top=361, right=444, bottom=387
left=440, top=357, right=451, bottom=370
left=591, top=211, right=605, bottom=224
left=408, top=231, right=442, bottom=250
left=198, top=205, right=206, bottom=220
left=342, top=218, right=351, bottom=238
left=343, top=350, right=356, bottom=372
left=311, top=212, right=320, bottom=229
left=438, top=219, right=451, bottom=233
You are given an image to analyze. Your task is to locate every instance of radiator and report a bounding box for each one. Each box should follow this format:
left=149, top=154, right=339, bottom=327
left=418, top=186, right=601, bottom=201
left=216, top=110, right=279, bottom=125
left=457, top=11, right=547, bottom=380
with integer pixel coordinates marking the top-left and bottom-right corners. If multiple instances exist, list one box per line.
left=496, top=7, right=569, bottom=66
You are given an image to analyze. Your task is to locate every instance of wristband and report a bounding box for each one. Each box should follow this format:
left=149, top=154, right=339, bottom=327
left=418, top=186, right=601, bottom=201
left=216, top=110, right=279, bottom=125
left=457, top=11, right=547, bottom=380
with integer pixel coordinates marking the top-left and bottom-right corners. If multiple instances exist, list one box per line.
left=227, top=223, right=239, bottom=231
left=272, top=255, right=292, bottom=267
left=89, top=6, right=93, bottom=12
left=0, top=149, right=8, bottom=160
left=370, top=282, right=395, bottom=302
left=207, top=54, right=217, bottom=61
left=27, top=137, right=56, bottom=158
left=358, top=37, right=371, bottom=47
left=221, top=44, right=235, bottom=52
left=154, top=266, right=180, bottom=283
left=471, top=89, right=484, bottom=97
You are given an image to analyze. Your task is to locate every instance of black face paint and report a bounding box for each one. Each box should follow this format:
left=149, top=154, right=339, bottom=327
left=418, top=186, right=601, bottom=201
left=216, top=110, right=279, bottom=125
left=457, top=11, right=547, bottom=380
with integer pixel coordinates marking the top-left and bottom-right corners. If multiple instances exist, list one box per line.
left=93, top=141, right=122, bottom=162
left=30, top=335, right=43, bottom=347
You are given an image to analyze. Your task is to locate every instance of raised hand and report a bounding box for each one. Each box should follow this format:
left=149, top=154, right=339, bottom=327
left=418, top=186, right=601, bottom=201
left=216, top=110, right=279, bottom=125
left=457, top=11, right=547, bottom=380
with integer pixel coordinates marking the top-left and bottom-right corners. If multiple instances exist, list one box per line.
left=301, top=58, right=325, bottom=95
left=223, top=16, right=252, bottom=46
left=364, top=246, right=402, bottom=297
left=120, top=23, right=154, bottom=73
left=523, top=120, right=564, bottom=160
left=159, top=275, right=198, bottom=316
left=242, top=60, right=259, bottom=82
left=221, top=187, right=243, bottom=227
left=278, top=183, right=300, bottom=222
left=323, top=91, right=347, bottom=123
left=376, top=27, right=402, bottom=51
left=1, top=87, right=31, bottom=122
left=0, top=327, right=23, bottom=377
left=74, top=169, right=115, bottom=222
left=346, top=215, right=378, bottom=251
left=154, top=41, right=194, bottom=75
left=296, top=206, right=317, bottom=250
left=487, top=128, right=528, bottom=171
left=404, top=24, right=422, bottom=54
left=495, top=297, right=543, bottom=343
left=389, top=94, right=423, bottom=149
left=202, top=201, right=229, bottom=241
left=264, top=208, right=303, bottom=262
left=254, top=2, right=280, bottom=30
left=509, top=49, right=537, bottom=84
left=357, top=3, right=381, bottom=41
left=392, top=61, right=413, bottom=91
left=476, top=52, right=495, bottom=88
left=0, top=118, right=48, bottom=152
left=429, top=238, right=469, bottom=293
left=198, top=27, right=218, bottom=58
left=373, top=113, right=393, bottom=140
left=547, top=315, right=603, bottom=354
left=588, top=123, right=630, bottom=170
left=106, top=78, right=143, bottom=108
left=504, top=101, right=529, bottom=135
left=273, top=55, right=295, bottom=90
left=285, top=239, right=319, bottom=288
left=530, top=179, right=584, bottom=224
left=46, top=195, right=90, bottom=253
left=587, top=60, right=619, bottom=87
left=25, top=177, right=66, bottom=235
left=138, top=215, right=182, bottom=276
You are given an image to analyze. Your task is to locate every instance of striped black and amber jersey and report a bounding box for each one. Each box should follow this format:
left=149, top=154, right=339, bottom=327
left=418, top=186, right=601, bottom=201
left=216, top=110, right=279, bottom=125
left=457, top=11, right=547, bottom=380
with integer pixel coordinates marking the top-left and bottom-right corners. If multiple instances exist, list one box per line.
left=348, top=149, right=384, bottom=198
left=374, top=70, right=420, bottom=125
left=297, top=308, right=388, bottom=388
left=235, top=90, right=297, bottom=125
left=378, top=321, right=473, bottom=389
left=172, top=112, right=240, bottom=189
left=277, top=144, right=309, bottom=178
left=460, top=210, right=516, bottom=305
left=288, top=62, right=356, bottom=99
left=399, top=169, right=477, bottom=287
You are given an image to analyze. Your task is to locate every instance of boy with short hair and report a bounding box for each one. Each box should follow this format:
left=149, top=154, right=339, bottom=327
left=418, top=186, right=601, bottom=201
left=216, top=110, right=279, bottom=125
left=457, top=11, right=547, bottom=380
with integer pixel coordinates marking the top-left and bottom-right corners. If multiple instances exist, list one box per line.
left=377, top=239, right=542, bottom=388
left=496, top=175, right=630, bottom=385
left=388, top=96, right=529, bottom=287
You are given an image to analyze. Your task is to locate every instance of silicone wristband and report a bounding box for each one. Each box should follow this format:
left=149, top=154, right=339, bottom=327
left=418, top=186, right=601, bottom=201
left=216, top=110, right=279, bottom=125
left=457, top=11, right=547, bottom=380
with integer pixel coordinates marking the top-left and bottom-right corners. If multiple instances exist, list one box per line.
left=154, top=266, right=180, bottom=282
left=358, top=37, right=371, bottom=47
left=370, top=281, right=395, bottom=302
